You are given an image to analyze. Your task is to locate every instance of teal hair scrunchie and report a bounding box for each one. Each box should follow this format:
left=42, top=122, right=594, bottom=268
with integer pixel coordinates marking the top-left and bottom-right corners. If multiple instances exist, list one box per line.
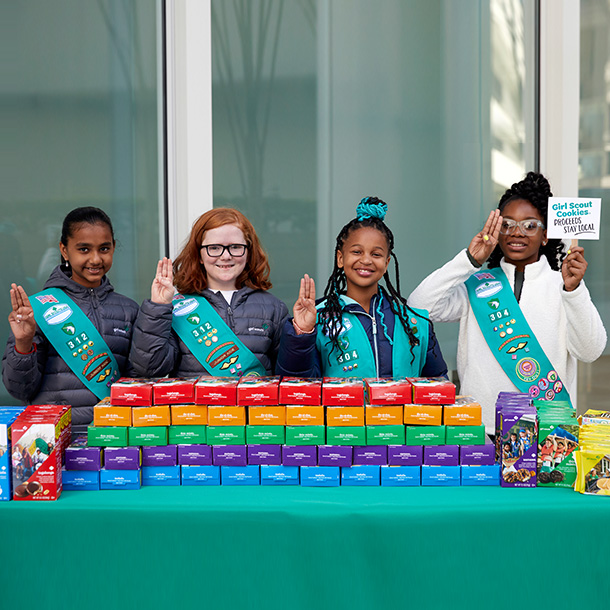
left=356, top=197, right=387, bottom=222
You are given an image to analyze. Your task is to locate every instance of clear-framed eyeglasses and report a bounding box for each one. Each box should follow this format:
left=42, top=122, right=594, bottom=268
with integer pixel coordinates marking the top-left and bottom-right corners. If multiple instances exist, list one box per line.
left=499, top=219, right=545, bottom=236
left=201, top=244, right=248, bottom=257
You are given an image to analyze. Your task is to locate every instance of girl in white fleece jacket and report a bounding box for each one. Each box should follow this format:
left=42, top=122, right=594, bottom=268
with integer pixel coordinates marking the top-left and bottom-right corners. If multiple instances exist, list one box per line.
left=408, top=172, right=606, bottom=432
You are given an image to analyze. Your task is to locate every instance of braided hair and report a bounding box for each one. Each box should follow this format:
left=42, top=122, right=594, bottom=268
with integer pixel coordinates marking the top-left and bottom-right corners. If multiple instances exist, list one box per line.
left=487, top=172, right=565, bottom=271
left=319, top=196, right=430, bottom=364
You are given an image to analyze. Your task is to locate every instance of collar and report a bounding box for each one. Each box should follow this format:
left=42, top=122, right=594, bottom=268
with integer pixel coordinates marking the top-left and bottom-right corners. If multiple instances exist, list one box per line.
left=43, top=265, right=114, bottom=299
left=499, top=255, right=550, bottom=282
left=339, top=292, right=382, bottom=316
left=203, top=285, right=255, bottom=306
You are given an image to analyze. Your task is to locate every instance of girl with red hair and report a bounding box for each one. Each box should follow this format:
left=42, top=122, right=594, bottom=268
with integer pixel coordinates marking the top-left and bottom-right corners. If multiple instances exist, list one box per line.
left=130, top=208, right=288, bottom=377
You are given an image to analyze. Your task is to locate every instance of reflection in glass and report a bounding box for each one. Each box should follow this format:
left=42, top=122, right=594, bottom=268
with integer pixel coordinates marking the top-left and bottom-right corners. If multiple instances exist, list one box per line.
left=578, top=0, right=610, bottom=412
left=211, top=0, right=536, bottom=372
left=0, top=0, right=162, bottom=404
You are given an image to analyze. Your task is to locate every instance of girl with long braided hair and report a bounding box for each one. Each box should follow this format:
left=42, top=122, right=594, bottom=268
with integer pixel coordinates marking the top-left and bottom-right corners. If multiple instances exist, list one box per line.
left=409, top=172, right=606, bottom=433
left=276, top=197, right=447, bottom=378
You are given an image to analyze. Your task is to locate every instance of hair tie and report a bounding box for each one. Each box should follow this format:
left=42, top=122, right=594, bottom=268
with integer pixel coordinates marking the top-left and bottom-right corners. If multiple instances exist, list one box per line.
left=356, top=197, right=387, bottom=222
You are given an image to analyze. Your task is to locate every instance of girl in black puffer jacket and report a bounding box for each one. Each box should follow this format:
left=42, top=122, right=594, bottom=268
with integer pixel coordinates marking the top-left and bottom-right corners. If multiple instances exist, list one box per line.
left=130, top=208, right=288, bottom=378
left=3, top=208, right=139, bottom=432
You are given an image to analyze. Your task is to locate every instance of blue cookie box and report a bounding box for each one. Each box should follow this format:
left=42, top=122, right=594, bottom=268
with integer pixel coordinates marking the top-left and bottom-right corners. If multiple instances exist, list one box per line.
left=142, top=465, right=181, bottom=486
left=181, top=465, right=220, bottom=485
left=300, top=466, right=340, bottom=487
left=260, top=465, right=299, bottom=485
left=100, top=469, right=141, bottom=490
left=341, top=465, right=380, bottom=486
left=62, top=469, right=100, bottom=491
left=421, top=465, right=461, bottom=486
left=461, top=464, right=501, bottom=486
left=221, top=465, right=260, bottom=485
left=380, top=465, right=421, bottom=486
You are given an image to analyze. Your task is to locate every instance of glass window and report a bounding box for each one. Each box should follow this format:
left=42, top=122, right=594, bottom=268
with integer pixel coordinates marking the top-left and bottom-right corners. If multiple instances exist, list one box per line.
left=0, top=0, right=163, bottom=404
left=211, top=0, right=537, bottom=372
left=578, top=0, right=610, bottom=412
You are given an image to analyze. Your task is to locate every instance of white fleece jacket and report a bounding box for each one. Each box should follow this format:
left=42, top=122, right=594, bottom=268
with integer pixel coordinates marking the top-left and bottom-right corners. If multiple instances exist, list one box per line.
left=408, top=250, right=607, bottom=432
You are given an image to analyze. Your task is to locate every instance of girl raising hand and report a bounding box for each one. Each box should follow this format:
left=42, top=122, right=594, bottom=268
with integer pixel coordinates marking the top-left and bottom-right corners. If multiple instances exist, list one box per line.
left=277, top=197, right=447, bottom=379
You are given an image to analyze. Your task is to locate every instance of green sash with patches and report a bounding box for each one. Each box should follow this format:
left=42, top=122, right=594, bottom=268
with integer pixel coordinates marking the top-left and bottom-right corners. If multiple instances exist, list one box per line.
left=316, top=296, right=429, bottom=377
left=171, top=294, right=265, bottom=377
left=30, top=288, right=120, bottom=399
left=465, top=268, right=571, bottom=405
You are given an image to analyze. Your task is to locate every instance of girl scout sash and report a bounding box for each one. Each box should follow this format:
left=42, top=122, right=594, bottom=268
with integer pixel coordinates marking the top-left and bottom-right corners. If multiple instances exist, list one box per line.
left=30, top=288, right=120, bottom=399
left=171, top=294, right=266, bottom=377
left=465, top=268, right=571, bottom=404
left=316, top=296, right=429, bottom=378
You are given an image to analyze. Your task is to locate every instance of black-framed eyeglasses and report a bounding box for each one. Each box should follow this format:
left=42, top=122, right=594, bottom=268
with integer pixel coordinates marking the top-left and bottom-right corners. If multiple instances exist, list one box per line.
left=201, top=244, right=248, bottom=257
left=499, top=219, right=545, bottom=236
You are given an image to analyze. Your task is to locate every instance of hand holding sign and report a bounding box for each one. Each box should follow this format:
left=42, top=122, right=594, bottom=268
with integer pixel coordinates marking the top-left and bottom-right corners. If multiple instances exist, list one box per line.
left=561, top=246, right=588, bottom=292
left=547, top=197, right=601, bottom=292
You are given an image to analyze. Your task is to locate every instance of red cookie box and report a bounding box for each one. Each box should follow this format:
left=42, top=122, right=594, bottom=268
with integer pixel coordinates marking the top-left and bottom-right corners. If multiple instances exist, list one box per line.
left=279, top=377, right=322, bottom=406
left=110, top=378, right=154, bottom=406
left=194, top=376, right=239, bottom=405
left=322, top=378, right=364, bottom=406
left=365, top=378, right=413, bottom=405
left=10, top=407, right=71, bottom=501
left=237, top=376, right=280, bottom=406
left=153, top=377, right=196, bottom=405
left=18, top=405, right=72, bottom=457
left=408, top=377, right=456, bottom=405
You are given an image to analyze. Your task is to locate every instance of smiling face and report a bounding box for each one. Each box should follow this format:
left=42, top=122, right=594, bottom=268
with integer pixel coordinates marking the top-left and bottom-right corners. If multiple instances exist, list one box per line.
left=336, top=226, right=391, bottom=298
left=498, top=198, right=547, bottom=271
left=59, top=222, right=115, bottom=288
left=200, top=224, right=248, bottom=291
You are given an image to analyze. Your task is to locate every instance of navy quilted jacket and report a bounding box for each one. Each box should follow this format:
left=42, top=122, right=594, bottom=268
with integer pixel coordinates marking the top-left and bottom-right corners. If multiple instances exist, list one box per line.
left=129, top=287, right=289, bottom=377
left=2, top=266, right=139, bottom=428
left=276, top=292, right=448, bottom=378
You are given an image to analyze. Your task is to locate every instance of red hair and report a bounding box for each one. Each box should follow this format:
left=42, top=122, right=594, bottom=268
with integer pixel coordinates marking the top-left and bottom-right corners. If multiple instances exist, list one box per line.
left=173, top=208, right=272, bottom=294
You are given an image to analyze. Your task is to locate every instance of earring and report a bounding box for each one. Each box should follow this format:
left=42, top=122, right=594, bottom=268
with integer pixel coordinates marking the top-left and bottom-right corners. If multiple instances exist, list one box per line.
left=63, top=260, right=70, bottom=269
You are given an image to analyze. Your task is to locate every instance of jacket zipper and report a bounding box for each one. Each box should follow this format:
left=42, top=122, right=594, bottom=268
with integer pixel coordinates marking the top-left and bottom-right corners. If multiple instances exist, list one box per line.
left=350, top=308, right=380, bottom=377
left=88, top=288, right=101, bottom=327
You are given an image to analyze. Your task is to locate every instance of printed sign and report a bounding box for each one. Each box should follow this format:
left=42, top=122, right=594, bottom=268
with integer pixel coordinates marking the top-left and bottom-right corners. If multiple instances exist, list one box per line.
left=547, top=197, right=601, bottom=240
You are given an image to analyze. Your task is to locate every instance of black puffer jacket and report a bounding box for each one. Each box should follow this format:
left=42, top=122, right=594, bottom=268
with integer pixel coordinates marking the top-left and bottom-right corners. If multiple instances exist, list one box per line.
left=2, top=266, right=139, bottom=428
left=129, top=287, right=289, bottom=377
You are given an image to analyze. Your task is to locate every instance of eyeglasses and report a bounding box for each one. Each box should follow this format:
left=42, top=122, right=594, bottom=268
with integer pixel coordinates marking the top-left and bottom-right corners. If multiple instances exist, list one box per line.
left=201, top=244, right=248, bottom=257
left=499, top=219, right=545, bottom=236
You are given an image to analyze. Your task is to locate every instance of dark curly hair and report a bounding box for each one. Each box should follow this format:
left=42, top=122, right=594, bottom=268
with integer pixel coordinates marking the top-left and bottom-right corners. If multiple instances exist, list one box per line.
left=487, top=172, right=565, bottom=271
left=319, top=196, right=431, bottom=365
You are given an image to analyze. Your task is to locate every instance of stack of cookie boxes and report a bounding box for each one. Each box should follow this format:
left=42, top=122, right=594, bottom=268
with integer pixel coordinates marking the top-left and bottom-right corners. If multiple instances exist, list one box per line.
left=4, top=405, right=71, bottom=500
left=62, top=376, right=498, bottom=489
left=0, top=407, right=26, bottom=501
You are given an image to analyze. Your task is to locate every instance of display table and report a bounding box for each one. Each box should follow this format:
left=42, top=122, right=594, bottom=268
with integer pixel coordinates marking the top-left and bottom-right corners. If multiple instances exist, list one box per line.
left=1, top=486, right=606, bottom=610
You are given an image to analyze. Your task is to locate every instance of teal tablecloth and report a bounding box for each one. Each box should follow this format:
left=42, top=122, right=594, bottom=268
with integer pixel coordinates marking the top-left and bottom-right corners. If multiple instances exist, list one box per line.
left=0, top=486, right=607, bottom=610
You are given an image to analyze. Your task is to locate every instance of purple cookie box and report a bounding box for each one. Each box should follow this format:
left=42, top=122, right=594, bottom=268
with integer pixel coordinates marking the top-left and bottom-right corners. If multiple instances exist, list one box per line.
left=388, top=445, right=423, bottom=466
left=282, top=445, right=317, bottom=466
left=177, top=444, right=212, bottom=466
left=353, top=445, right=388, bottom=466
left=424, top=445, right=459, bottom=466
left=104, top=446, right=141, bottom=470
left=248, top=444, right=282, bottom=465
left=318, top=445, right=353, bottom=467
left=64, top=445, right=102, bottom=471
left=213, top=444, right=248, bottom=466
left=142, top=445, right=178, bottom=467
left=460, top=443, right=496, bottom=466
